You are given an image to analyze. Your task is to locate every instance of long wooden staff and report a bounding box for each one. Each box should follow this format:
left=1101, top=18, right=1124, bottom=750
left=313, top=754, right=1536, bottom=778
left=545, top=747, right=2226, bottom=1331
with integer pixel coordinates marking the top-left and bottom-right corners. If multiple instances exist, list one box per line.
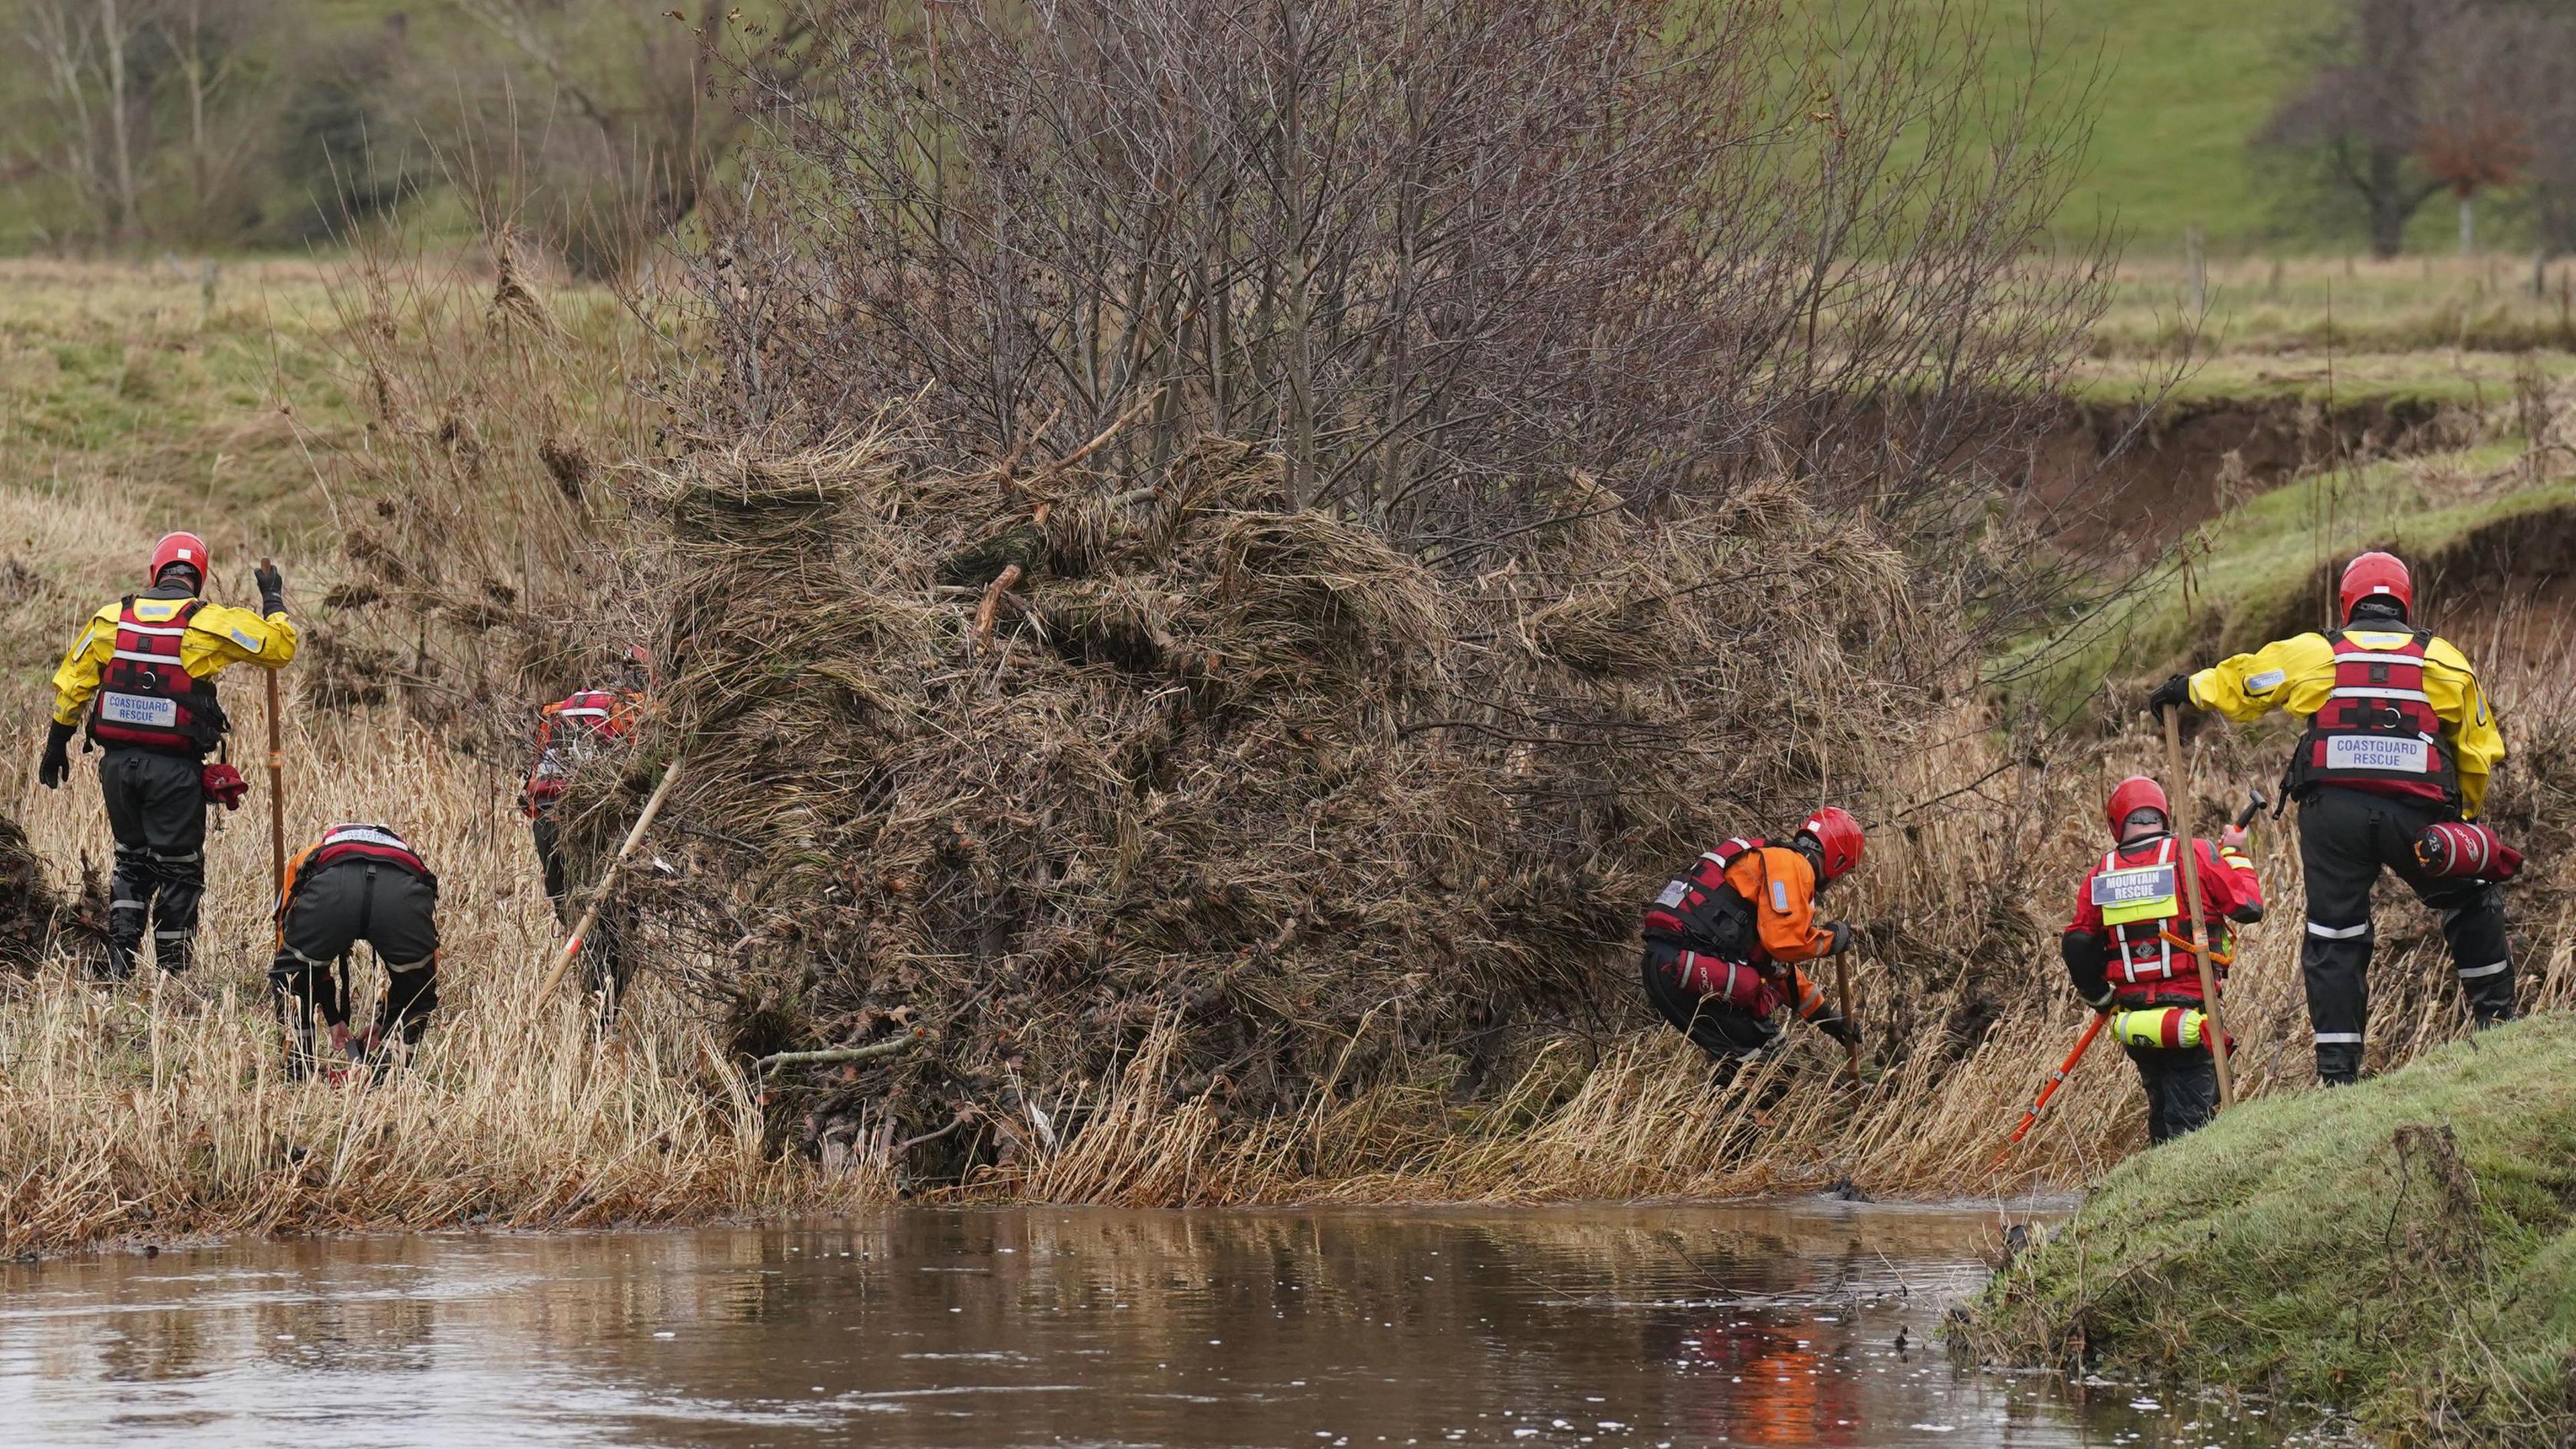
left=537, top=759, right=682, bottom=1001
left=2161, top=704, right=2236, bottom=1112
left=262, top=557, right=285, bottom=895
left=1831, top=952, right=1862, bottom=1086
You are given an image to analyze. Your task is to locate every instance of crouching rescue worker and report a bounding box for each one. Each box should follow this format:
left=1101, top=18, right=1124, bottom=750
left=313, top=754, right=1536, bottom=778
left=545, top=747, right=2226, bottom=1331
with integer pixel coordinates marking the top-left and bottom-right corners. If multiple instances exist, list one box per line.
left=2147, top=551, right=2510, bottom=1085
left=523, top=649, right=646, bottom=1013
left=270, top=823, right=440, bottom=1077
left=39, top=533, right=294, bottom=979
left=1639, top=807, right=1865, bottom=1075
left=2062, top=776, right=2265, bottom=1143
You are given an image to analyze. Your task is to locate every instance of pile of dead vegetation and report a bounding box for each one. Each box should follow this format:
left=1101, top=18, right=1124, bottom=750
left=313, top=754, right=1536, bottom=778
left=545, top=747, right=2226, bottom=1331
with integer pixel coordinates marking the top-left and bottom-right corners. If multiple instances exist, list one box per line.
left=545, top=424, right=1987, bottom=1193
left=0, top=813, right=97, bottom=975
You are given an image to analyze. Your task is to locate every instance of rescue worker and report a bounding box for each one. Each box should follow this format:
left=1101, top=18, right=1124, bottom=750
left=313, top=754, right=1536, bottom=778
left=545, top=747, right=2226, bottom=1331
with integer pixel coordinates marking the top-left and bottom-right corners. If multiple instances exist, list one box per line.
left=39, top=533, right=295, bottom=979
left=2061, top=775, right=2265, bottom=1143
left=2147, top=551, right=2510, bottom=1085
left=1639, top=807, right=1864, bottom=1073
left=269, top=823, right=440, bottom=1078
left=524, top=649, right=647, bottom=1013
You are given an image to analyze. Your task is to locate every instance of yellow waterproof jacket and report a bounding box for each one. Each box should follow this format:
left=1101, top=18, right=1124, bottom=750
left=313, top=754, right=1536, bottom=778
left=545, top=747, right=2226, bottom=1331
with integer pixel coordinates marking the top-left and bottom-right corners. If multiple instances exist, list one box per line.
left=51, top=592, right=298, bottom=727
left=2187, top=629, right=2503, bottom=817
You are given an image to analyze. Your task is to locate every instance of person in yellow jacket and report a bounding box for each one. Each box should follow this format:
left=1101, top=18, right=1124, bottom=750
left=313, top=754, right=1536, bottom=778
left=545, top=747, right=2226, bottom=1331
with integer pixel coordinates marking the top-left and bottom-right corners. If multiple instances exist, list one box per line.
left=2145, top=551, right=2509, bottom=1084
left=41, top=533, right=297, bottom=979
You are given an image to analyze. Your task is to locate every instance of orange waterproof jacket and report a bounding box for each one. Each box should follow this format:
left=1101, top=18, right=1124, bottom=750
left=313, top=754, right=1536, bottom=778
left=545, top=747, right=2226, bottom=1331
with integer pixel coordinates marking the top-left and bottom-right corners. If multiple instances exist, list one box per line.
left=1723, top=846, right=1836, bottom=966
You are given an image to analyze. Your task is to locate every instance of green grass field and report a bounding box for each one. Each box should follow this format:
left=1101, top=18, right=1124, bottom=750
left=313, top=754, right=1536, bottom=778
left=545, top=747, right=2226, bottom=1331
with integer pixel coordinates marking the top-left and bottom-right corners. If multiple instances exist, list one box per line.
left=2041, top=0, right=2330, bottom=247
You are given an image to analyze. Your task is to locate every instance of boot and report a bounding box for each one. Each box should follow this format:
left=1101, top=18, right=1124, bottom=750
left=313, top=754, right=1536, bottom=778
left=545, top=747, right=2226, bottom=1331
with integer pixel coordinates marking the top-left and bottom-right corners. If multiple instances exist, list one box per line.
left=2316, top=1040, right=2363, bottom=1086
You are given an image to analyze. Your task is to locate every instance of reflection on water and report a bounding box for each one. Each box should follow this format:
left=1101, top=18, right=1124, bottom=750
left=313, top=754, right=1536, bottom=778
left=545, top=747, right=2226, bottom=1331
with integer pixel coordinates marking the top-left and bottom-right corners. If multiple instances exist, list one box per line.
left=0, top=1201, right=2314, bottom=1447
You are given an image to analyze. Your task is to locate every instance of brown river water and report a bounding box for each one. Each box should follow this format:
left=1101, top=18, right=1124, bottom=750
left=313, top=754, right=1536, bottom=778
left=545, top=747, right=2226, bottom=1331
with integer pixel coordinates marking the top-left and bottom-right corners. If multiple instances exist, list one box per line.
left=0, top=1201, right=2324, bottom=1448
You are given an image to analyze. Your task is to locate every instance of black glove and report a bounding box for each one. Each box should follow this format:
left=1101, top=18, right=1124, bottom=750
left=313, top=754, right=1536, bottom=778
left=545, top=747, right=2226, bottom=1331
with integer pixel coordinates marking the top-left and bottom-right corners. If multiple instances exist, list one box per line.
left=2229, top=902, right=2265, bottom=925
left=1815, top=1014, right=1860, bottom=1046
left=2061, top=929, right=2112, bottom=1008
left=1824, top=920, right=1854, bottom=957
left=254, top=561, right=285, bottom=615
left=2145, top=674, right=2193, bottom=718
left=38, top=720, right=75, bottom=790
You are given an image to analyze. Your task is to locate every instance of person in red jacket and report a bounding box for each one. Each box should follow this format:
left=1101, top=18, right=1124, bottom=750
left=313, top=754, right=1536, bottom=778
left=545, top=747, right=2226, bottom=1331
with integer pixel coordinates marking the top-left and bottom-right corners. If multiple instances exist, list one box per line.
left=2061, top=775, right=2265, bottom=1143
left=523, top=648, right=647, bottom=1015
left=1639, top=807, right=1864, bottom=1074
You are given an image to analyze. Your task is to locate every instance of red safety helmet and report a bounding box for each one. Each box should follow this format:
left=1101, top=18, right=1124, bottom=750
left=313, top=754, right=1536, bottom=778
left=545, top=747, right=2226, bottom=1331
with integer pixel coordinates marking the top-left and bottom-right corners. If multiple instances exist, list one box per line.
left=2338, top=551, right=2412, bottom=623
left=149, top=531, right=210, bottom=586
left=1798, top=806, right=1865, bottom=881
left=2105, top=775, right=2169, bottom=838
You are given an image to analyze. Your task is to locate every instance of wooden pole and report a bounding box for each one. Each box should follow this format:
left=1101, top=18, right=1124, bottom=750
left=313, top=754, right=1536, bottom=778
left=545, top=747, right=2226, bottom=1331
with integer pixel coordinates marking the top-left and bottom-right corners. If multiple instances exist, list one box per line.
left=1832, top=953, right=1862, bottom=1086
left=2161, top=706, right=2236, bottom=1112
left=262, top=557, right=284, bottom=895
left=537, top=759, right=682, bottom=1002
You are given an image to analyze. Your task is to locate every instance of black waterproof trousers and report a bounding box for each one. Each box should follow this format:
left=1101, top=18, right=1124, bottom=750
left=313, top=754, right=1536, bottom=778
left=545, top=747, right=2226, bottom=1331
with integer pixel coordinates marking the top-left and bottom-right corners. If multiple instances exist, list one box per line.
left=531, top=814, right=629, bottom=1016
left=99, top=747, right=207, bottom=979
left=268, top=858, right=441, bottom=1068
left=2297, top=785, right=2514, bottom=1083
left=2123, top=1043, right=2219, bottom=1144
left=1640, top=942, right=1780, bottom=1063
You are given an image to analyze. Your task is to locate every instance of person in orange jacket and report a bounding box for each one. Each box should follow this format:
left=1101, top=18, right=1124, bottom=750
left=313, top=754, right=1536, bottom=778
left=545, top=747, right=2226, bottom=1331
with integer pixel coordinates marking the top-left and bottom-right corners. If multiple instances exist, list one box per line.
left=2061, top=776, right=2265, bottom=1143
left=1639, top=807, right=1864, bottom=1070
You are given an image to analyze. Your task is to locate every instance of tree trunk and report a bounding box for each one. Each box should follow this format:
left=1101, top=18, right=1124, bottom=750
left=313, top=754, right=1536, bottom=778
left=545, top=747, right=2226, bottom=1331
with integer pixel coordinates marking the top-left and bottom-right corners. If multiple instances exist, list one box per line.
left=103, top=0, right=140, bottom=245
left=2366, top=149, right=2412, bottom=260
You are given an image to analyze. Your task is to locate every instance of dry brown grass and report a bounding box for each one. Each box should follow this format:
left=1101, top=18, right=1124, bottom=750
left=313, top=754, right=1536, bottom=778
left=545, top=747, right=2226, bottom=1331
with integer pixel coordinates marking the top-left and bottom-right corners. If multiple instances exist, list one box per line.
left=0, top=484, right=877, bottom=1258
left=921, top=667, right=2576, bottom=1208
left=5, top=243, right=2570, bottom=1256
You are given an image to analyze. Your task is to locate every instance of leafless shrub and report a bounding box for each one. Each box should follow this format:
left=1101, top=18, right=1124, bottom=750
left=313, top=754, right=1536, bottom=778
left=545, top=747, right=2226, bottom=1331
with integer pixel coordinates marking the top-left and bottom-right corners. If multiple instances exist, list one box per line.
left=698, top=0, right=2107, bottom=612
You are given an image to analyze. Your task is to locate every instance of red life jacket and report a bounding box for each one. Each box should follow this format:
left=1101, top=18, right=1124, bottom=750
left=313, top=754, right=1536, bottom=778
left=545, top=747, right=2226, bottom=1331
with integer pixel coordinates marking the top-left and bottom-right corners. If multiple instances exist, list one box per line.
left=2082, top=835, right=2229, bottom=1002
left=547, top=690, right=629, bottom=740
left=307, top=823, right=434, bottom=881
left=88, top=596, right=226, bottom=755
left=1642, top=837, right=1764, bottom=953
left=523, top=689, right=632, bottom=815
left=2288, top=630, right=2459, bottom=806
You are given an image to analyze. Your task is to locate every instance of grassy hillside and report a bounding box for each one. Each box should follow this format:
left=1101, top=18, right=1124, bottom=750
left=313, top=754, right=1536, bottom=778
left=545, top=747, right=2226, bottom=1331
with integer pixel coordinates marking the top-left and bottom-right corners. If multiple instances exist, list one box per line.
left=2043, top=0, right=2328, bottom=247
left=1966, top=1012, right=2576, bottom=1445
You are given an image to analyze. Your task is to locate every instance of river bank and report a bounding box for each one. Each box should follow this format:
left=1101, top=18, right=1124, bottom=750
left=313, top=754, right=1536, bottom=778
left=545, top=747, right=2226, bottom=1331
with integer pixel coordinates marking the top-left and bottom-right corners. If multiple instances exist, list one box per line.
left=1964, top=1012, right=2576, bottom=1446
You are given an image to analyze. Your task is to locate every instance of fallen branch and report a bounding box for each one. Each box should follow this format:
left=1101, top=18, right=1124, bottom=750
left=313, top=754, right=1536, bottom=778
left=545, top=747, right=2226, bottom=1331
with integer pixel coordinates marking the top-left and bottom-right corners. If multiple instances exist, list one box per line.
left=537, top=758, right=684, bottom=1003
left=756, top=1031, right=924, bottom=1073
left=1038, top=392, right=1161, bottom=476
left=974, top=564, right=1024, bottom=653
left=896, top=1109, right=977, bottom=1155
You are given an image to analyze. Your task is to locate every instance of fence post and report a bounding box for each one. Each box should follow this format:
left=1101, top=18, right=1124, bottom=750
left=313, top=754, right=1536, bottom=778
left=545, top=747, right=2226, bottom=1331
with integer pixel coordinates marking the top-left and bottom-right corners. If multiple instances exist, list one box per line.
left=2186, top=223, right=2207, bottom=316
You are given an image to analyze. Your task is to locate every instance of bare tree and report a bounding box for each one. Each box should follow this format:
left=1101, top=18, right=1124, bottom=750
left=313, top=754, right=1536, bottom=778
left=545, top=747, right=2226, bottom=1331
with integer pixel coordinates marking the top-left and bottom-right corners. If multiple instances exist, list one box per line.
left=7, top=0, right=282, bottom=248
left=2257, top=0, right=2467, bottom=258
left=698, top=0, right=2108, bottom=590
left=15, top=0, right=115, bottom=239
left=152, top=0, right=272, bottom=244
left=2483, top=4, right=2576, bottom=259
left=440, top=1, right=829, bottom=277
left=98, top=0, right=140, bottom=241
